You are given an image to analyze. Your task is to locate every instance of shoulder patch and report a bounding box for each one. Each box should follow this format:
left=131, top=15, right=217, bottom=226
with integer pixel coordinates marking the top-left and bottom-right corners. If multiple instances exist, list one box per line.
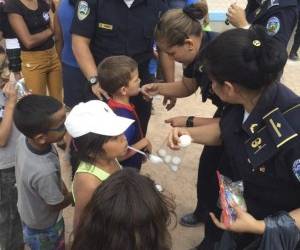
left=266, top=16, right=280, bottom=36
left=292, top=159, right=300, bottom=183
left=77, top=1, right=90, bottom=21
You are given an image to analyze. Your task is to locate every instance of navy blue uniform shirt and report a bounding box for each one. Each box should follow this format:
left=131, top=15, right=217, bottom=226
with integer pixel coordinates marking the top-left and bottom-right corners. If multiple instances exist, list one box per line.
left=71, top=0, right=167, bottom=65
left=220, top=83, right=300, bottom=219
left=246, top=0, right=298, bottom=47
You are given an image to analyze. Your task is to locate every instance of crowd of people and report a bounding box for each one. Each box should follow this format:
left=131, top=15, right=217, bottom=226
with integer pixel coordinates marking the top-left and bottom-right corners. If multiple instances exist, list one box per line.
left=0, top=0, right=300, bottom=250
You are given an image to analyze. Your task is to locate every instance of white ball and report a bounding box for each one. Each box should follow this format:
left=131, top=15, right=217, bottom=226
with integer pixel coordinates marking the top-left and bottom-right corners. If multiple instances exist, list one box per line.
left=178, top=135, right=192, bottom=147
left=172, top=156, right=182, bottom=165
left=158, top=149, right=167, bottom=157
left=170, top=164, right=178, bottom=172
left=164, top=155, right=172, bottom=163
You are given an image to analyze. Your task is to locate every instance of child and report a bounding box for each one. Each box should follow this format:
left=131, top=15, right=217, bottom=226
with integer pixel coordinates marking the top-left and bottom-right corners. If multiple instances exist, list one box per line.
left=65, top=100, right=134, bottom=229
left=13, top=95, right=73, bottom=250
left=98, top=55, right=152, bottom=170
left=71, top=168, right=175, bottom=250
left=0, top=46, right=23, bottom=250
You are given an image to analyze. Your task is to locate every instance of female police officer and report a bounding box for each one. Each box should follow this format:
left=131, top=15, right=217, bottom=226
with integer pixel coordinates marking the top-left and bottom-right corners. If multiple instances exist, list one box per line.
left=168, top=26, right=300, bottom=249
left=141, top=3, right=228, bottom=249
left=227, top=0, right=298, bottom=47
left=71, top=0, right=168, bottom=133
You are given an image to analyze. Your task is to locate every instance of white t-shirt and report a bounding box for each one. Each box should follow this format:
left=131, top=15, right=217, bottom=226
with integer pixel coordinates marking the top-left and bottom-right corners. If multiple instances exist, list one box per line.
left=243, top=110, right=250, bottom=124
left=123, top=0, right=134, bottom=8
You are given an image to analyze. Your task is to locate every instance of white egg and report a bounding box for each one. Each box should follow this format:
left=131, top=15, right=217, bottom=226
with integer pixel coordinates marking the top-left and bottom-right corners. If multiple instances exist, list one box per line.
left=158, top=149, right=167, bottom=157
left=178, top=135, right=192, bottom=147
left=172, top=156, right=181, bottom=165
left=149, top=154, right=163, bottom=164
left=164, top=155, right=172, bottom=163
left=170, top=164, right=178, bottom=172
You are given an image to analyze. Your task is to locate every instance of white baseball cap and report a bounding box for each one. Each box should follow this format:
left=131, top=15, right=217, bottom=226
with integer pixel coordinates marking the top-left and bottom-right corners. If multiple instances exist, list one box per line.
left=65, top=100, right=134, bottom=138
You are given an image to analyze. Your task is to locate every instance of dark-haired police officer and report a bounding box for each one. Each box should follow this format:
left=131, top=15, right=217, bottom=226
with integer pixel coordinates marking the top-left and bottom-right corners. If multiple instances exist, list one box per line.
left=227, top=0, right=298, bottom=47
left=71, top=0, right=168, bottom=133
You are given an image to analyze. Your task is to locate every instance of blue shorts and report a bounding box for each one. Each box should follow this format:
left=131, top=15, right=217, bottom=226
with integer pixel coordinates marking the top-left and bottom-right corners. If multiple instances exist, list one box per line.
left=0, top=167, right=23, bottom=250
left=23, top=218, right=65, bottom=250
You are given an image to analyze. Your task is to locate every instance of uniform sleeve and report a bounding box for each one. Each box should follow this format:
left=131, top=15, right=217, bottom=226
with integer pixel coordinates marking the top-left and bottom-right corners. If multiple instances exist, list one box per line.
left=264, top=7, right=297, bottom=47
left=35, top=172, right=64, bottom=205
left=70, top=0, right=97, bottom=38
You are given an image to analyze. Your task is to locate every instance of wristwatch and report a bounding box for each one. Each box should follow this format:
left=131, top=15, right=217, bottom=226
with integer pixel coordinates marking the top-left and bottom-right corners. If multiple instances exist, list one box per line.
left=186, top=116, right=195, bottom=127
left=88, top=76, right=98, bottom=86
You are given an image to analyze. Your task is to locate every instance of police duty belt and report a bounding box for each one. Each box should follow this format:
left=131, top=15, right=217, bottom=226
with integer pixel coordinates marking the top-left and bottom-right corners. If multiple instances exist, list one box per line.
left=245, top=104, right=300, bottom=168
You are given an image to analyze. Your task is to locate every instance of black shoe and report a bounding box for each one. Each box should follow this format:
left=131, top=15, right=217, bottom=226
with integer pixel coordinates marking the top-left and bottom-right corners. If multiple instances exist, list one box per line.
left=289, top=52, right=299, bottom=61
left=180, top=213, right=204, bottom=227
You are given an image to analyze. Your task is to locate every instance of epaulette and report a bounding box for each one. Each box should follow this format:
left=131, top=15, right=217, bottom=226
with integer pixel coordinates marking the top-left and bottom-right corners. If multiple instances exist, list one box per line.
left=245, top=104, right=300, bottom=168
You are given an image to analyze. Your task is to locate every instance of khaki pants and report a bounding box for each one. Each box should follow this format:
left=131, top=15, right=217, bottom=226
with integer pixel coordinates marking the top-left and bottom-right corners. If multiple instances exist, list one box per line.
left=21, top=47, right=62, bottom=102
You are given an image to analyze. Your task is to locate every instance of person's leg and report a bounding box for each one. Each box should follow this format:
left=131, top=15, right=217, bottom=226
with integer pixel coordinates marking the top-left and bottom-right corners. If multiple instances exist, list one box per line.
left=6, top=48, right=22, bottom=80
left=0, top=168, right=24, bottom=250
left=20, top=51, right=47, bottom=95
left=47, top=49, right=63, bottom=102
left=290, top=15, right=300, bottom=60
left=130, top=60, right=154, bottom=135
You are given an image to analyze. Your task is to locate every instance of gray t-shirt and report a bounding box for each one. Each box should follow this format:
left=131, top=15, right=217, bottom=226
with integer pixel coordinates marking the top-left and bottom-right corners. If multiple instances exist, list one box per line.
left=15, top=135, right=64, bottom=229
left=0, top=90, right=20, bottom=169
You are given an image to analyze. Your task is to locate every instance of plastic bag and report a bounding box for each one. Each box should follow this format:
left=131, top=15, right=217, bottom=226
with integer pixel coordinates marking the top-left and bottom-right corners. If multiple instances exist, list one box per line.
left=217, top=171, right=247, bottom=227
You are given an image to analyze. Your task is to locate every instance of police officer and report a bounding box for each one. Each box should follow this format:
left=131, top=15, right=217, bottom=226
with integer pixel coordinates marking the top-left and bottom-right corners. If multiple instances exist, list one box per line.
left=227, top=0, right=298, bottom=47
left=71, top=0, right=168, bottom=134
left=169, top=26, right=300, bottom=249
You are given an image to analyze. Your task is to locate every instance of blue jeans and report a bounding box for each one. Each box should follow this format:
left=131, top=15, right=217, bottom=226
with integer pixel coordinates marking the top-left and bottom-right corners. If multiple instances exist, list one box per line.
left=0, top=167, right=23, bottom=250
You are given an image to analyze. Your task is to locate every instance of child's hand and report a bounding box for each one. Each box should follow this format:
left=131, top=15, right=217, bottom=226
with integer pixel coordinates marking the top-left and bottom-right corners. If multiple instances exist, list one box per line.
left=210, top=205, right=265, bottom=235
left=142, top=137, right=152, bottom=153
left=165, top=116, right=188, bottom=127
left=227, top=3, right=248, bottom=28
left=3, top=82, right=17, bottom=105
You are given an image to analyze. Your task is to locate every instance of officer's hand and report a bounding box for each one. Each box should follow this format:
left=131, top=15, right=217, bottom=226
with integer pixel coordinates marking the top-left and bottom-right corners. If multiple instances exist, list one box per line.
left=168, top=127, right=191, bottom=150
left=210, top=205, right=265, bottom=235
left=140, top=83, right=160, bottom=101
left=227, top=3, right=249, bottom=28
left=163, top=96, right=177, bottom=111
left=3, top=82, right=17, bottom=105
left=165, top=116, right=187, bottom=127
left=92, top=84, right=110, bottom=100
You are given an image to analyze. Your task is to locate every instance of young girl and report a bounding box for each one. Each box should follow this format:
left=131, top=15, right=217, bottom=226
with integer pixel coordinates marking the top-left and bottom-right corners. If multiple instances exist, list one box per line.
left=71, top=168, right=175, bottom=250
left=65, top=100, right=134, bottom=229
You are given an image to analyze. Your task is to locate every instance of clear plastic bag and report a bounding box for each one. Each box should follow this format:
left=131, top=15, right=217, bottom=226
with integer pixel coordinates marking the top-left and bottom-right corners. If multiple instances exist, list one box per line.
left=217, top=171, right=247, bottom=227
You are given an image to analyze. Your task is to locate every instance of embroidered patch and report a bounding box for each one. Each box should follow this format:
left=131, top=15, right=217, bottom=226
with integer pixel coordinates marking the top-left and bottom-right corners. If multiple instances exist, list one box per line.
left=42, top=12, right=50, bottom=22
left=98, top=23, right=113, bottom=30
left=292, top=159, right=300, bottom=182
left=266, top=16, right=280, bottom=36
left=77, top=1, right=90, bottom=21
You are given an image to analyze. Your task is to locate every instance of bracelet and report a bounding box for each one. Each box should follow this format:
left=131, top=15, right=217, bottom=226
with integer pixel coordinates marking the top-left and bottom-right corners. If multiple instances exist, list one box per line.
left=186, top=116, right=195, bottom=127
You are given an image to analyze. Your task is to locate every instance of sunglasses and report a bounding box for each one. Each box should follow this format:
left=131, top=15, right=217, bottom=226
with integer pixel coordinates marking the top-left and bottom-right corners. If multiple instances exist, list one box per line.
left=48, top=123, right=66, bottom=132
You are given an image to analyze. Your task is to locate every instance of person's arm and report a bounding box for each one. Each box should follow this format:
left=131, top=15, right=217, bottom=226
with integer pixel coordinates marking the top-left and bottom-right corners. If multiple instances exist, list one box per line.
left=49, top=191, right=73, bottom=211
left=53, top=13, right=63, bottom=58
left=141, top=77, right=198, bottom=99
left=165, top=116, right=220, bottom=127
left=73, top=174, right=99, bottom=230
left=8, top=13, right=53, bottom=49
left=0, top=82, right=17, bottom=147
left=168, top=121, right=222, bottom=149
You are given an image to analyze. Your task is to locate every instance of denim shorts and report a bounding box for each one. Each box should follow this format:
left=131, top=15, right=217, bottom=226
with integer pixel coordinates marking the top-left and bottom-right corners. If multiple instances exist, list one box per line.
left=0, top=167, right=23, bottom=250
left=23, top=218, right=65, bottom=250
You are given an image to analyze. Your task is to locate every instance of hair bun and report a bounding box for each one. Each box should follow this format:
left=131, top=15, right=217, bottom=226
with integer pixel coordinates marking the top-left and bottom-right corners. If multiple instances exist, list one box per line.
left=183, top=3, right=208, bottom=21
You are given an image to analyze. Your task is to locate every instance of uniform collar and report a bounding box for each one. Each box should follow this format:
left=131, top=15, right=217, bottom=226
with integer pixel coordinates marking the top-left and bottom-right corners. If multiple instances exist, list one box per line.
left=242, top=83, right=279, bottom=135
left=108, top=98, right=135, bottom=112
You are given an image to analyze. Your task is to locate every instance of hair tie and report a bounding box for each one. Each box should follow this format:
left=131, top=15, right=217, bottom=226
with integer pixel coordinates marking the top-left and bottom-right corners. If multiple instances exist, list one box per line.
left=252, top=40, right=261, bottom=47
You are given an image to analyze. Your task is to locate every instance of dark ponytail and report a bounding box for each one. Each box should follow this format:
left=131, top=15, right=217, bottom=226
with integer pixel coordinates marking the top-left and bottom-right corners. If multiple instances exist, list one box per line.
left=203, top=26, right=287, bottom=90
left=155, top=2, right=208, bottom=47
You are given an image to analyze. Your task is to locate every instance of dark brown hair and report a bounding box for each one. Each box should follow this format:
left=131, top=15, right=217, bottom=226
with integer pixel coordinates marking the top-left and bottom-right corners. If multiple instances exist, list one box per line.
left=97, top=55, right=138, bottom=95
left=155, top=3, right=208, bottom=47
left=71, top=168, right=176, bottom=250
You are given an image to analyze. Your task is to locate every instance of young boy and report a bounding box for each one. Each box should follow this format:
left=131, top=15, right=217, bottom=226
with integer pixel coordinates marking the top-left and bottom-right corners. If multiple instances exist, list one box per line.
left=98, top=55, right=152, bottom=170
left=13, top=95, right=73, bottom=250
left=0, top=45, right=23, bottom=250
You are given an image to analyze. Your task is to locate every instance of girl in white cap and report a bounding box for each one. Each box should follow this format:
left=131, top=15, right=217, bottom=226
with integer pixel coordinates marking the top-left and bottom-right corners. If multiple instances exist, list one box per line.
left=65, top=100, right=134, bottom=230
